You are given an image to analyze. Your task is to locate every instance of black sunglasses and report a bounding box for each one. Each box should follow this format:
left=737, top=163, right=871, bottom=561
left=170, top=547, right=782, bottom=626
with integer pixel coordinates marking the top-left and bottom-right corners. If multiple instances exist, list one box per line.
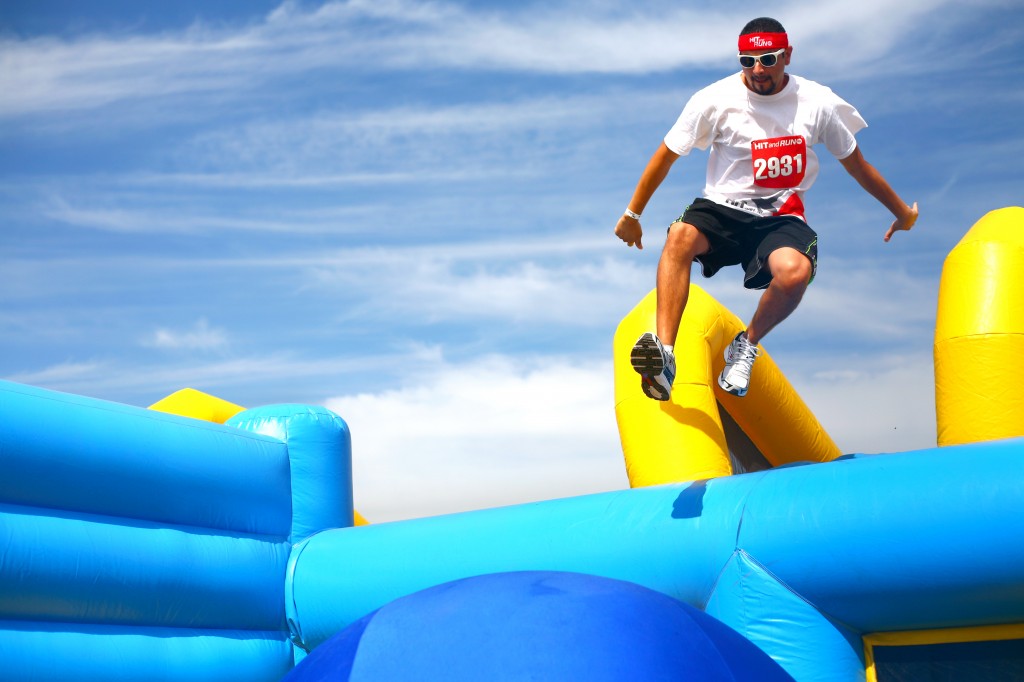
left=738, top=49, right=786, bottom=69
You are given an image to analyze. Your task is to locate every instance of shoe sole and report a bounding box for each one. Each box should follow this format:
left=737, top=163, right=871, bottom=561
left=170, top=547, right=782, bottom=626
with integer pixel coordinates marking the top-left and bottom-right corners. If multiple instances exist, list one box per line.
left=630, top=333, right=665, bottom=375
left=631, top=333, right=670, bottom=401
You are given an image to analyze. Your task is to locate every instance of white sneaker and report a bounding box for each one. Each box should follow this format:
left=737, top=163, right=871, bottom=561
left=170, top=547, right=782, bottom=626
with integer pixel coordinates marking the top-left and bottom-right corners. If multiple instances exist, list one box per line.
left=718, top=332, right=760, bottom=397
left=630, top=332, right=676, bottom=401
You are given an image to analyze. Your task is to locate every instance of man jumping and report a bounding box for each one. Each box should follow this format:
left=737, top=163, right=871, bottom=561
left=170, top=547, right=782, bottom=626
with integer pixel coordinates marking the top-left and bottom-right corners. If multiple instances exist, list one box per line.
left=615, top=17, right=918, bottom=401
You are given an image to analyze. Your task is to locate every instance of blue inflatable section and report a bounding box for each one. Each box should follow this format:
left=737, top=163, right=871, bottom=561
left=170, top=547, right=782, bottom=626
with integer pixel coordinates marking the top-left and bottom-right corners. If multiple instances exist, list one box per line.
left=3, top=378, right=1024, bottom=680
left=0, top=380, right=352, bottom=681
left=1, top=381, right=292, bottom=535
left=0, top=623, right=292, bottom=682
left=228, top=404, right=355, bottom=544
left=283, top=571, right=794, bottom=681
left=286, top=441, right=1024, bottom=680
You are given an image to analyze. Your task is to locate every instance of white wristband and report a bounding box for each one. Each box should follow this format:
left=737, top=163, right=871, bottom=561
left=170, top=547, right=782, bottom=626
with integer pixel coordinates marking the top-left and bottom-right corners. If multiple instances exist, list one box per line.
left=624, top=209, right=641, bottom=220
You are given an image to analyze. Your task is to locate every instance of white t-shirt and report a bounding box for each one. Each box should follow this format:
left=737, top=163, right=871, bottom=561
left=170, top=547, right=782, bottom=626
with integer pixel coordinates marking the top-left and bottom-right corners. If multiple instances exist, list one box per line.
left=663, top=73, right=867, bottom=221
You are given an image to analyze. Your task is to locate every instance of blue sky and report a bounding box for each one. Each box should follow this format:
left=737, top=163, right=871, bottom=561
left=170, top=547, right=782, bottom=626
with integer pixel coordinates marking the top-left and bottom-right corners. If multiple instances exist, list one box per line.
left=2, top=0, right=1022, bottom=521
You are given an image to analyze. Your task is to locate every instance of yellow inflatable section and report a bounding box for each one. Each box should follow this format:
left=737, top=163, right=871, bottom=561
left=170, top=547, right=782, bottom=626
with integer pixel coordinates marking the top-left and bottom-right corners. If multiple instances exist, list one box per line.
left=148, top=388, right=245, bottom=424
left=935, top=206, right=1024, bottom=446
left=613, top=285, right=841, bottom=488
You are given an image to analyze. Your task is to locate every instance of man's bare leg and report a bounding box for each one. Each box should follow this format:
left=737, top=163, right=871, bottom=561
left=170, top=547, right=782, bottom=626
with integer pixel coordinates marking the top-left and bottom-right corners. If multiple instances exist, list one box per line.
left=656, top=222, right=711, bottom=345
left=744, top=247, right=813, bottom=345
left=719, top=247, right=812, bottom=396
left=630, top=222, right=710, bottom=401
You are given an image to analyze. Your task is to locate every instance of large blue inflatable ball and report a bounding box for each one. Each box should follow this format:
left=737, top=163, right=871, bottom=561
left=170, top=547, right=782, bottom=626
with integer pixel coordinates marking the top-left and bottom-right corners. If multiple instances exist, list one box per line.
left=284, top=570, right=793, bottom=681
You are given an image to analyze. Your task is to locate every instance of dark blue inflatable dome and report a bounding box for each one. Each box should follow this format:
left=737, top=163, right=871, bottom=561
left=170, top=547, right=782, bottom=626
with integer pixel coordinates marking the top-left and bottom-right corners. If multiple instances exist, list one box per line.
left=285, top=570, right=793, bottom=681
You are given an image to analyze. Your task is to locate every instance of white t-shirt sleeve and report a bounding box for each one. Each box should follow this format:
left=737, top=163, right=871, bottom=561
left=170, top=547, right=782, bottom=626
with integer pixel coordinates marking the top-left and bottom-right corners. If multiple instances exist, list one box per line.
left=663, top=90, right=717, bottom=156
left=821, top=97, right=867, bottom=160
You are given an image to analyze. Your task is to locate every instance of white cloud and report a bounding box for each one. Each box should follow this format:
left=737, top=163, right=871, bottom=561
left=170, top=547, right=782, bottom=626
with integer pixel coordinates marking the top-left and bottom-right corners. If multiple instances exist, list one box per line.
left=0, top=0, right=963, bottom=121
left=325, top=352, right=629, bottom=522
left=2, top=350, right=389, bottom=405
left=177, top=91, right=662, bottom=174
left=5, top=360, right=108, bottom=386
left=142, top=318, right=229, bottom=352
left=320, top=255, right=648, bottom=327
left=40, top=195, right=374, bottom=235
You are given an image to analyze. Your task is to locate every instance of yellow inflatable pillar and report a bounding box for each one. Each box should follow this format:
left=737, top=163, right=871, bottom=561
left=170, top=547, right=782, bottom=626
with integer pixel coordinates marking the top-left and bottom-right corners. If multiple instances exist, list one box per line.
left=614, top=286, right=731, bottom=486
left=614, top=285, right=840, bottom=488
left=934, top=206, right=1024, bottom=446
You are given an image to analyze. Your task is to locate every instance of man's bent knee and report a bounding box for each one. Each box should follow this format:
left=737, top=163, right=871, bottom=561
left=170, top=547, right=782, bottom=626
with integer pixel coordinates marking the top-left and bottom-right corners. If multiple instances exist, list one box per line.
left=665, top=222, right=709, bottom=259
left=769, top=249, right=813, bottom=290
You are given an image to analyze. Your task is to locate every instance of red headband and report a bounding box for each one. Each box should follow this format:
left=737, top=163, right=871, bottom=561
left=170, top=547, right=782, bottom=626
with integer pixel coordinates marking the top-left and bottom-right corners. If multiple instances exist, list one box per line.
left=738, top=32, right=789, bottom=51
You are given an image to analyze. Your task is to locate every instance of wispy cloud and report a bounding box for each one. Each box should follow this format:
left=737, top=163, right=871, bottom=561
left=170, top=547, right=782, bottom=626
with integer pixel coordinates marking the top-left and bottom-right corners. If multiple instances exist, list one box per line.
left=142, top=318, right=229, bottom=352
left=4, top=360, right=108, bottom=386
left=0, top=1, right=717, bottom=120
left=299, top=239, right=647, bottom=327
left=0, top=0, right=964, bottom=123
left=39, top=195, right=375, bottom=235
left=175, top=92, right=662, bottom=174
left=3, top=350, right=390, bottom=404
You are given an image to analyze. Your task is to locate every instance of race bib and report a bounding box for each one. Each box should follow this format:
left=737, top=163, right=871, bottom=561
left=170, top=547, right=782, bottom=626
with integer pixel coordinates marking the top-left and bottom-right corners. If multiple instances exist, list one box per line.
left=751, top=135, right=806, bottom=189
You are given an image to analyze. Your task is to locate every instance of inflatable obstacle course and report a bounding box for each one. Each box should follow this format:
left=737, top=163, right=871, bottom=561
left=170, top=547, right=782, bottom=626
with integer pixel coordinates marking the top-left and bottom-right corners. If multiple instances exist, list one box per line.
left=1, top=207, right=1022, bottom=680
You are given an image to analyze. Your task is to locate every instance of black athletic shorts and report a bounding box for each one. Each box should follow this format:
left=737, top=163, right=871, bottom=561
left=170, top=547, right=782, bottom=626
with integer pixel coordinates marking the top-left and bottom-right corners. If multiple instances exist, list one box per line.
left=673, top=198, right=817, bottom=290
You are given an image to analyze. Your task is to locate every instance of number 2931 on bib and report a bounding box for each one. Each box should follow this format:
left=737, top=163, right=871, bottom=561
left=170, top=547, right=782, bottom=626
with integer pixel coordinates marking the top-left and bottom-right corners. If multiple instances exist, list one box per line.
left=751, top=135, right=806, bottom=189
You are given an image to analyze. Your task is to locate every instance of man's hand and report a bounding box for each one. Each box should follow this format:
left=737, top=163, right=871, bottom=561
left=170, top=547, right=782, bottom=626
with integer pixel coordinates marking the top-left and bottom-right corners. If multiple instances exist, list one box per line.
left=884, top=201, right=919, bottom=242
left=615, top=214, right=644, bottom=250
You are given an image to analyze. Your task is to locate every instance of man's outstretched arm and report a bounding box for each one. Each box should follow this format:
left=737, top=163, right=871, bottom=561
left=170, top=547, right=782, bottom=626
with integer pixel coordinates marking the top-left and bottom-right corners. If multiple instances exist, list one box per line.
left=839, top=146, right=919, bottom=241
left=615, top=142, right=681, bottom=250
